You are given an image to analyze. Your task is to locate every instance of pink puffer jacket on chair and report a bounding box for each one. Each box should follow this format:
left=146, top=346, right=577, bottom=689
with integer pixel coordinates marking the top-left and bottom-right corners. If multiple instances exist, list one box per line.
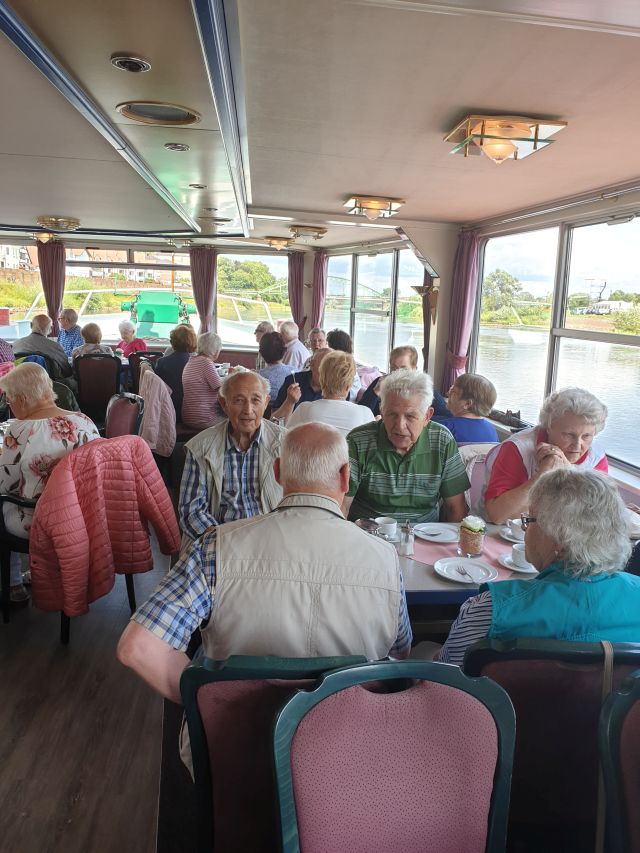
left=29, top=435, right=180, bottom=616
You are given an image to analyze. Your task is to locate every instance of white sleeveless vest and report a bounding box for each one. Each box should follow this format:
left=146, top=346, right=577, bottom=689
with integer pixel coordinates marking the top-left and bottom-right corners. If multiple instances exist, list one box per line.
left=201, top=493, right=401, bottom=661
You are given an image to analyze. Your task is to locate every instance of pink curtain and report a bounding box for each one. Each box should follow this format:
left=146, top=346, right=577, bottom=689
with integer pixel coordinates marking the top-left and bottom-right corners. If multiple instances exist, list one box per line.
left=37, top=240, right=65, bottom=336
left=288, top=252, right=306, bottom=338
left=311, top=250, right=328, bottom=329
left=189, top=247, right=218, bottom=333
left=441, top=231, right=480, bottom=390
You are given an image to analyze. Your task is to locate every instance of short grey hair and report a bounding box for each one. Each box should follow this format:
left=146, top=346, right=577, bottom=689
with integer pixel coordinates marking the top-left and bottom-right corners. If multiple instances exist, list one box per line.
left=309, top=327, right=325, bottom=336
left=530, top=468, right=631, bottom=578
left=255, top=321, right=274, bottom=334
left=379, top=368, right=434, bottom=416
left=118, top=320, right=135, bottom=336
left=280, top=423, right=348, bottom=490
left=197, top=331, right=222, bottom=358
left=31, top=314, right=52, bottom=336
left=280, top=320, right=299, bottom=342
left=60, top=308, right=78, bottom=325
left=0, top=362, right=56, bottom=408
left=219, top=369, right=270, bottom=401
left=539, top=387, right=607, bottom=434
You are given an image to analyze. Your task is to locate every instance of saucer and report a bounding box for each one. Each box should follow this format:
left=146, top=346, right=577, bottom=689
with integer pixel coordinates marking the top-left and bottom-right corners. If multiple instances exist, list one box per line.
left=498, top=553, right=538, bottom=574
left=499, top=527, right=525, bottom=544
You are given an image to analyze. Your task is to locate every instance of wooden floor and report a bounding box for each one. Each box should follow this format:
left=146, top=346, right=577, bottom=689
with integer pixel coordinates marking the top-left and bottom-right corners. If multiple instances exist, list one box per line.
left=0, top=554, right=170, bottom=853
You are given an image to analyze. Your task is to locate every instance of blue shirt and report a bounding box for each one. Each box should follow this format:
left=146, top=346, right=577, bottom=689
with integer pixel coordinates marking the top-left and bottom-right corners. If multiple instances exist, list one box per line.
left=178, top=425, right=263, bottom=540
left=155, top=351, right=191, bottom=420
left=432, top=416, right=498, bottom=444
left=57, top=325, right=84, bottom=357
left=258, top=363, right=293, bottom=402
left=273, top=370, right=322, bottom=409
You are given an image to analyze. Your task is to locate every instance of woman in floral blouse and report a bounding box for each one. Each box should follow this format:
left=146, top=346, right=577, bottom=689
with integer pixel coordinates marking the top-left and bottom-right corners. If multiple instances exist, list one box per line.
left=0, top=363, right=100, bottom=602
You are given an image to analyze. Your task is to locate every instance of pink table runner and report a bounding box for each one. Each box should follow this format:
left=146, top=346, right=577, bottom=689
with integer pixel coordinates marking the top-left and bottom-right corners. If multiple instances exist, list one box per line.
left=413, top=532, right=519, bottom=581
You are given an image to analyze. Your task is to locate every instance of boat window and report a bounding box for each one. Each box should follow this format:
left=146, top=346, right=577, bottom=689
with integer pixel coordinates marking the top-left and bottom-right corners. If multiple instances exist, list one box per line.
left=326, top=255, right=353, bottom=333
left=395, top=249, right=425, bottom=359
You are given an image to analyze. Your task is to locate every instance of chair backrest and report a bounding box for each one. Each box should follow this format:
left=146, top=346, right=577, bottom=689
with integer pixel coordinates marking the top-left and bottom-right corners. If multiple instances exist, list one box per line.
left=105, top=393, right=144, bottom=438
left=52, top=381, right=79, bottom=412
left=464, top=638, right=640, bottom=853
left=74, top=353, right=121, bottom=425
left=180, top=654, right=367, bottom=853
left=274, top=660, right=515, bottom=853
left=600, top=669, right=640, bottom=853
left=128, top=350, right=164, bottom=392
left=458, top=442, right=498, bottom=517
left=14, top=352, right=54, bottom=376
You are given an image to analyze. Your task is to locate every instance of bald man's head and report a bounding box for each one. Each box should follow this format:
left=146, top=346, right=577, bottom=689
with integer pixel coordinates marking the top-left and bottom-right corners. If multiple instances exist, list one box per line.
left=278, top=422, right=348, bottom=496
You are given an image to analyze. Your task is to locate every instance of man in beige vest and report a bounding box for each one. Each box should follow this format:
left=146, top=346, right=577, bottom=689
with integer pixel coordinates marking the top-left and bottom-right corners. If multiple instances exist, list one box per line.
left=117, top=422, right=412, bottom=703
left=179, top=370, right=285, bottom=544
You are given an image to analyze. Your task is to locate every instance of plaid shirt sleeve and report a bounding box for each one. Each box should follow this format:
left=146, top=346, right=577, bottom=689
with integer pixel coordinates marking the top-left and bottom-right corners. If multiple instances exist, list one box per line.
left=388, top=571, right=413, bottom=659
left=178, top=449, right=219, bottom=540
left=131, top=533, right=217, bottom=651
left=436, top=591, right=493, bottom=666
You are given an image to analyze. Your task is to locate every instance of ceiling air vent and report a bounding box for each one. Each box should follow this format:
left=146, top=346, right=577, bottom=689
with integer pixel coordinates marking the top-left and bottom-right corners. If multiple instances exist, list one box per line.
left=116, top=101, right=201, bottom=126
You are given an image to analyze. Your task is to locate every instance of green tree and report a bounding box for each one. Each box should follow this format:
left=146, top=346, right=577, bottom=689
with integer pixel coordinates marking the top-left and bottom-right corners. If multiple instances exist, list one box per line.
left=217, top=257, right=276, bottom=294
left=609, top=289, right=633, bottom=302
left=612, top=307, right=640, bottom=334
left=482, top=269, right=523, bottom=311
left=568, top=292, right=590, bottom=309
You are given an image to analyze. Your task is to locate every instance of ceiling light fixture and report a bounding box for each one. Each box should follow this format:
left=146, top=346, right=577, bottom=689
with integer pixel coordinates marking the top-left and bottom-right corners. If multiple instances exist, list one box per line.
left=33, top=232, right=55, bottom=243
left=164, top=142, right=191, bottom=152
left=117, top=101, right=201, bottom=126
left=444, top=114, right=567, bottom=165
left=264, top=236, right=294, bottom=251
left=344, top=196, right=405, bottom=220
left=110, top=54, right=151, bottom=73
left=36, top=216, right=81, bottom=231
left=189, top=183, right=207, bottom=189
left=289, top=225, right=327, bottom=243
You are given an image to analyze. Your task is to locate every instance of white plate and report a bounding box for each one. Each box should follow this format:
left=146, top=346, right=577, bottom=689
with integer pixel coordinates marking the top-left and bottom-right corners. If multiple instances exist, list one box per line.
left=413, top=524, right=459, bottom=543
left=499, top=527, right=525, bottom=544
left=433, top=557, right=498, bottom=585
left=498, top=553, right=538, bottom=574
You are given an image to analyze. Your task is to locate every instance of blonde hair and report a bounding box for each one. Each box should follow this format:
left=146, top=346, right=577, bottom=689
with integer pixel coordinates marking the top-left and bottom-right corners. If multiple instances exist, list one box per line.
left=319, top=350, right=356, bottom=397
left=81, top=322, right=102, bottom=344
left=454, top=373, right=497, bottom=417
left=170, top=324, right=197, bottom=353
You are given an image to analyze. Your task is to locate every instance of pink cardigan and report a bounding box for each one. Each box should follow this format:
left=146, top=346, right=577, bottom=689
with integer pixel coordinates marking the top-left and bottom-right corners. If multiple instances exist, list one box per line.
left=29, top=435, right=180, bottom=616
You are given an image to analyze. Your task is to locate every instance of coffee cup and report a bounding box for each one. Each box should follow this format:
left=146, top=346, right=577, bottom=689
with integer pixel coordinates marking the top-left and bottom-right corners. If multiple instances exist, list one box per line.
left=375, top=517, right=397, bottom=538
left=508, top=518, right=525, bottom=541
left=511, top=543, right=532, bottom=568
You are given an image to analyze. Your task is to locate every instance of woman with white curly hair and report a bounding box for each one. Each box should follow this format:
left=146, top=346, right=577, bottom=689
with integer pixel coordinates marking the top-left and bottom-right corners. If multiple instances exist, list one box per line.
left=116, top=319, right=147, bottom=359
left=439, top=468, right=640, bottom=666
left=483, top=387, right=608, bottom=524
left=0, top=363, right=99, bottom=603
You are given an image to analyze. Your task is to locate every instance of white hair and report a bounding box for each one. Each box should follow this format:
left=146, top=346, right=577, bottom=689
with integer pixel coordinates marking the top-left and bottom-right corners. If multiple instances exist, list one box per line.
left=219, top=369, right=270, bottom=400
left=60, top=308, right=78, bottom=325
left=530, top=468, right=631, bottom=578
left=379, top=369, right=434, bottom=416
left=31, top=314, right=52, bottom=336
left=0, top=362, right=56, bottom=408
left=538, top=387, right=607, bottom=434
left=280, top=321, right=299, bottom=342
left=197, top=331, right=222, bottom=357
left=279, top=423, right=348, bottom=490
left=118, top=320, right=136, bottom=336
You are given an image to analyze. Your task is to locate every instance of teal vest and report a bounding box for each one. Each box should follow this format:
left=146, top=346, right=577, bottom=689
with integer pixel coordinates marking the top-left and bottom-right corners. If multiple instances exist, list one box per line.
left=482, top=563, right=640, bottom=643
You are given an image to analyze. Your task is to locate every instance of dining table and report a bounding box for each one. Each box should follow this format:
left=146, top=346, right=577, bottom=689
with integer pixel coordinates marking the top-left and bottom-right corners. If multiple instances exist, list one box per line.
left=398, top=522, right=534, bottom=606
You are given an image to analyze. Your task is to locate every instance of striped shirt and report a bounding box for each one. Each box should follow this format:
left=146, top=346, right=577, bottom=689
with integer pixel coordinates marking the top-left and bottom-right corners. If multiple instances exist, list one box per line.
left=57, top=325, right=84, bottom=357
left=347, top=419, right=470, bottom=523
left=179, top=425, right=262, bottom=539
left=181, top=355, right=222, bottom=429
left=132, top=526, right=413, bottom=658
left=437, top=592, right=493, bottom=666
left=0, top=338, right=15, bottom=363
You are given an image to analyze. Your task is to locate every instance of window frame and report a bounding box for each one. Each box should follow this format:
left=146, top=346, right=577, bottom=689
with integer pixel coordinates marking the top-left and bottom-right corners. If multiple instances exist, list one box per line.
left=470, top=212, right=640, bottom=473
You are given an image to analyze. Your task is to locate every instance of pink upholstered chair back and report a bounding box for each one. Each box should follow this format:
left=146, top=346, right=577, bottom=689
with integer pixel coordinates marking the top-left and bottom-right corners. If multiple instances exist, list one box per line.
left=619, top=701, right=640, bottom=852
left=289, top=680, right=499, bottom=853
left=197, top=678, right=312, bottom=852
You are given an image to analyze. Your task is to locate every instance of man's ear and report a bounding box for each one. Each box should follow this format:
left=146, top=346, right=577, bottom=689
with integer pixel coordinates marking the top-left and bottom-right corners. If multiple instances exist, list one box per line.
left=338, top=461, right=350, bottom=494
left=274, top=457, right=282, bottom=486
left=219, top=395, right=228, bottom=415
left=423, top=406, right=434, bottom=425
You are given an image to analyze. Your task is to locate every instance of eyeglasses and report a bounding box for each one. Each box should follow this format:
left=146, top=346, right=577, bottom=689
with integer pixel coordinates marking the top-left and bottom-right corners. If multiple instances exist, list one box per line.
left=520, top=514, right=537, bottom=532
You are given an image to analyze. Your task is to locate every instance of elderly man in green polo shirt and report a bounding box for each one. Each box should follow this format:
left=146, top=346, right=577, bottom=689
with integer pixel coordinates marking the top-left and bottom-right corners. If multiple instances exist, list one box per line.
left=343, top=369, right=469, bottom=523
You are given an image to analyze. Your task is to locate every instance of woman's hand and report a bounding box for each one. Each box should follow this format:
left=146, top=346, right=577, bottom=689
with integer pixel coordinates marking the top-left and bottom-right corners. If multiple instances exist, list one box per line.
left=535, top=442, right=569, bottom=473
left=286, top=382, right=302, bottom=404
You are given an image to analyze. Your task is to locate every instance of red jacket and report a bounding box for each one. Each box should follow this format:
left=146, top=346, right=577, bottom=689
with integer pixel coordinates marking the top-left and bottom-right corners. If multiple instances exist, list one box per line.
left=30, top=435, right=180, bottom=616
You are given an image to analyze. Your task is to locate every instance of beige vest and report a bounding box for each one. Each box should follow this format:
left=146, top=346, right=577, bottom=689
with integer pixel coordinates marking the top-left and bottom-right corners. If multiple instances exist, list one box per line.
left=201, top=493, right=402, bottom=661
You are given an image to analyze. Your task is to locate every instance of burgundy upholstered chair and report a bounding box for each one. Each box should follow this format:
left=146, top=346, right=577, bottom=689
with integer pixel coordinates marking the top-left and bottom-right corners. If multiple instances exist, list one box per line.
left=105, top=393, right=144, bottom=438
left=74, top=353, right=121, bottom=426
left=600, top=669, right=640, bottom=853
left=464, top=638, right=640, bottom=853
left=180, top=654, right=367, bottom=853
left=274, top=660, right=515, bottom=853
left=128, top=350, right=164, bottom=393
